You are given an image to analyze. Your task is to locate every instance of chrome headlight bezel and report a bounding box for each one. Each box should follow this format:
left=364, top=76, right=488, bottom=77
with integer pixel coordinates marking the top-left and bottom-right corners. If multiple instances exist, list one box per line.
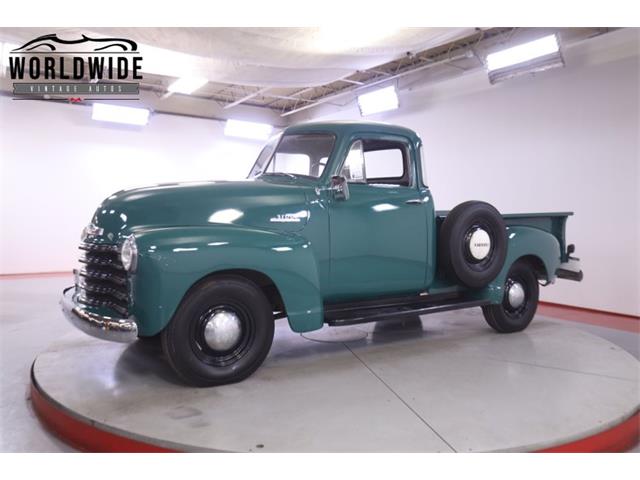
left=81, top=223, right=104, bottom=241
left=120, top=235, right=138, bottom=272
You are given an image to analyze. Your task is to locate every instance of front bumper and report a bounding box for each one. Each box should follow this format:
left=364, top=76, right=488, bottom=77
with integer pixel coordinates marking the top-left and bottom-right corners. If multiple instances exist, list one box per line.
left=61, top=286, right=138, bottom=343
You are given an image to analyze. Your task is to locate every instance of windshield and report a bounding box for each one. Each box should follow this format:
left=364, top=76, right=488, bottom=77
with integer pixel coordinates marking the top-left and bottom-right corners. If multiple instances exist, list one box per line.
left=248, top=133, right=336, bottom=179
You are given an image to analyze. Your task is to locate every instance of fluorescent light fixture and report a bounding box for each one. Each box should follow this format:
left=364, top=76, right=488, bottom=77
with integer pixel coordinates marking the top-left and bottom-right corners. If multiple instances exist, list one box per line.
left=357, top=86, right=399, bottom=116
left=167, top=77, right=208, bottom=95
left=486, top=34, right=564, bottom=84
left=91, top=103, right=150, bottom=126
left=224, top=119, right=273, bottom=141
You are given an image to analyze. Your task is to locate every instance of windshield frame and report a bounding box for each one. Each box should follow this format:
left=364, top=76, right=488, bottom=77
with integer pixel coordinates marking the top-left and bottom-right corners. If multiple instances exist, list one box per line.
left=248, top=132, right=337, bottom=181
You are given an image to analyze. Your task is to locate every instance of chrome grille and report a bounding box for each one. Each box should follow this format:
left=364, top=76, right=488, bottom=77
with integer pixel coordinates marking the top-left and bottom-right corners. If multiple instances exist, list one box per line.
left=76, top=242, right=130, bottom=317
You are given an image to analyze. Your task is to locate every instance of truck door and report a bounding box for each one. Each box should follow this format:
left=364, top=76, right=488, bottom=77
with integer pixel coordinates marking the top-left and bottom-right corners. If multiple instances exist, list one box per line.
left=327, top=135, right=430, bottom=300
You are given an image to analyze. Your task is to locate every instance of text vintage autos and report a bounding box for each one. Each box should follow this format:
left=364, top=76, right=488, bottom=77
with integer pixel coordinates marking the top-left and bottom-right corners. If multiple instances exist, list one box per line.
left=62, top=122, right=583, bottom=387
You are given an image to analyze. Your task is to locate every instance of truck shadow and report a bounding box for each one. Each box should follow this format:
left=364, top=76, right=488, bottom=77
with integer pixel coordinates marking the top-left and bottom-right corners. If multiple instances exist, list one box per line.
left=113, top=338, right=186, bottom=386
left=111, top=313, right=541, bottom=387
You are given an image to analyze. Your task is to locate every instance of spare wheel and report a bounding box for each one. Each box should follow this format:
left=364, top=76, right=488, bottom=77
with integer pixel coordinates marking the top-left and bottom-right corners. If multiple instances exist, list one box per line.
left=439, top=201, right=508, bottom=288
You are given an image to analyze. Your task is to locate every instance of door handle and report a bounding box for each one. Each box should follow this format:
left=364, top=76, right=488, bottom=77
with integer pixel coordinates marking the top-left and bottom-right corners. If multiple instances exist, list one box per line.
left=405, top=197, right=428, bottom=205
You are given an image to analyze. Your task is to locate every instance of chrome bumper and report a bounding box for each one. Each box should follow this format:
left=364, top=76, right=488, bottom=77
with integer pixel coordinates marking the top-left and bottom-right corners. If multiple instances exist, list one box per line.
left=61, top=286, right=138, bottom=343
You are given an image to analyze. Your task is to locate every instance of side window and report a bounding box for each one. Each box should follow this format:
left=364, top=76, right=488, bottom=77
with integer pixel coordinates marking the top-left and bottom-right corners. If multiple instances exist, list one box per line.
left=364, top=148, right=404, bottom=180
left=340, top=140, right=366, bottom=183
left=363, top=139, right=411, bottom=186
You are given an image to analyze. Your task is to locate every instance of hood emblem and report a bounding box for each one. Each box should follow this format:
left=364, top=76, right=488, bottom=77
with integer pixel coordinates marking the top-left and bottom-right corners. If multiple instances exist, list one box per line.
left=270, top=211, right=308, bottom=223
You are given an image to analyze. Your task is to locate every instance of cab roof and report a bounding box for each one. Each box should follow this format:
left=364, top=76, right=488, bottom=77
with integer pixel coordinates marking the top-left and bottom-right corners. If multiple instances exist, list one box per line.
left=282, top=121, right=421, bottom=145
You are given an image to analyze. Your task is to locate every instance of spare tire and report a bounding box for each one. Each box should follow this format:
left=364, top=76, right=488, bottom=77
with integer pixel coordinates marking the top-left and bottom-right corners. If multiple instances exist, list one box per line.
left=439, top=201, right=507, bottom=288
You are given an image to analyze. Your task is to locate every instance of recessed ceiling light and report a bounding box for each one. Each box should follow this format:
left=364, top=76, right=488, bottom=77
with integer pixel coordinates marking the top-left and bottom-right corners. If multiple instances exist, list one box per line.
left=167, top=77, right=208, bottom=95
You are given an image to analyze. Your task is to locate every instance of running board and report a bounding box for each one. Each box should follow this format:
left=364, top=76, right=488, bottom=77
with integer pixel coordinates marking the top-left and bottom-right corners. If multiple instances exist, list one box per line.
left=324, top=295, right=491, bottom=327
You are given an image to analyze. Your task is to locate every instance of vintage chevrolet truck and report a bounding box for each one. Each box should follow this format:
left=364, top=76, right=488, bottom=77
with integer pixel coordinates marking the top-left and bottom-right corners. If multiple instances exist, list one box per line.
left=61, top=121, right=583, bottom=386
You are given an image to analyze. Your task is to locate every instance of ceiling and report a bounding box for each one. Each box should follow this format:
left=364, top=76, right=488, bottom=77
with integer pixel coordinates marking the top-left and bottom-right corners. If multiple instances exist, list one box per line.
left=0, top=27, right=617, bottom=124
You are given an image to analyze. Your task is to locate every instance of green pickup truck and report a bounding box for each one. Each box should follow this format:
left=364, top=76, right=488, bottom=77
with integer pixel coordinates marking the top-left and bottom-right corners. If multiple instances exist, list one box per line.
left=62, top=121, right=583, bottom=387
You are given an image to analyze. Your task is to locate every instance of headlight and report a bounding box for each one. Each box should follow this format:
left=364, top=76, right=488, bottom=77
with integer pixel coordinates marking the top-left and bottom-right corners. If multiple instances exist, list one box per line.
left=120, top=235, right=138, bottom=272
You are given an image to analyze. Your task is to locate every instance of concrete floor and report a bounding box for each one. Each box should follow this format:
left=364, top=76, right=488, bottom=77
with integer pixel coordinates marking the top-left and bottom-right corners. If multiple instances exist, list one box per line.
left=1, top=275, right=639, bottom=452
left=1, top=276, right=75, bottom=452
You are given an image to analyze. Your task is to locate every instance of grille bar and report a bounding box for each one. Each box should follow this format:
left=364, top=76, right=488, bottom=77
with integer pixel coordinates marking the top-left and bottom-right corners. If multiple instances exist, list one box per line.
left=77, top=280, right=129, bottom=301
left=77, top=293, right=129, bottom=317
left=77, top=241, right=130, bottom=317
left=79, top=253, right=125, bottom=270
left=79, top=243, right=120, bottom=253
left=79, top=268, right=127, bottom=286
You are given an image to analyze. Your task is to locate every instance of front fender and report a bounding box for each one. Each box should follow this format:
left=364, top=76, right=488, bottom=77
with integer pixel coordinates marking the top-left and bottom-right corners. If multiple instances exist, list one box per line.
left=130, top=225, right=323, bottom=336
left=473, top=225, right=562, bottom=304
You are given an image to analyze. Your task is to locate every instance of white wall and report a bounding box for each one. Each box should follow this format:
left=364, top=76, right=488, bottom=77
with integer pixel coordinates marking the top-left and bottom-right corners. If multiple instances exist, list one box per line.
left=296, top=29, right=640, bottom=316
left=1, top=29, right=638, bottom=316
left=0, top=100, right=262, bottom=274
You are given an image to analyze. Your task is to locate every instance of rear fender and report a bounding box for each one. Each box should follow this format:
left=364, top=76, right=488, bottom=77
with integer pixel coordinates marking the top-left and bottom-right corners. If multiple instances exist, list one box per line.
left=472, top=225, right=562, bottom=304
left=131, top=225, right=323, bottom=336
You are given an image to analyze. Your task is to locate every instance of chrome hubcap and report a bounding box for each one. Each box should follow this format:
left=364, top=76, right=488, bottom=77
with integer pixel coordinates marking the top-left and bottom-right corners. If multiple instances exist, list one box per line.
left=203, top=310, right=242, bottom=351
left=468, top=228, right=491, bottom=260
left=507, top=281, right=526, bottom=309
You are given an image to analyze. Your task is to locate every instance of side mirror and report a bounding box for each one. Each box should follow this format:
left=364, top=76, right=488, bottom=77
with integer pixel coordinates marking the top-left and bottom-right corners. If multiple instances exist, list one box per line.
left=330, top=175, right=350, bottom=201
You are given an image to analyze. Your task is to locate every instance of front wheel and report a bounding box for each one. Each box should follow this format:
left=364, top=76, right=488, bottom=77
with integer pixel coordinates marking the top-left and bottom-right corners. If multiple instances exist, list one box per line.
left=161, top=275, right=274, bottom=387
left=482, top=260, right=539, bottom=333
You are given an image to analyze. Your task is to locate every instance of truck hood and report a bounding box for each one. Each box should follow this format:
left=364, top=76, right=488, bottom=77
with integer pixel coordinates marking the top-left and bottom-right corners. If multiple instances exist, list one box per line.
left=90, top=177, right=315, bottom=240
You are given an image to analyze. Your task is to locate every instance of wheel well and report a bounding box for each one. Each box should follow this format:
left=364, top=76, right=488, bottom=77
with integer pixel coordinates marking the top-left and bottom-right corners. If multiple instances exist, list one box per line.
left=199, top=269, right=287, bottom=318
left=516, top=255, right=548, bottom=282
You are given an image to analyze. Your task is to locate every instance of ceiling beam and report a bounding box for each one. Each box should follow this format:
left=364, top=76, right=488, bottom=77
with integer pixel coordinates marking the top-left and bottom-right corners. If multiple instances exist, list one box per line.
left=223, top=86, right=270, bottom=109
left=281, top=52, right=470, bottom=117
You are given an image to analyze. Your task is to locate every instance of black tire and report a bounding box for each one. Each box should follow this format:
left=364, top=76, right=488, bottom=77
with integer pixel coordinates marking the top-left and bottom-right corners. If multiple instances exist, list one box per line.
left=482, top=260, right=539, bottom=333
left=439, top=201, right=507, bottom=288
left=161, top=275, right=274, bottom=387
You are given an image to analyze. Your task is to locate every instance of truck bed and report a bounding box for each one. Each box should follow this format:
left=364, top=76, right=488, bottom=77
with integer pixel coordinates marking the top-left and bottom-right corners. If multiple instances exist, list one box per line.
left=436, top=210, right=573, bottom=262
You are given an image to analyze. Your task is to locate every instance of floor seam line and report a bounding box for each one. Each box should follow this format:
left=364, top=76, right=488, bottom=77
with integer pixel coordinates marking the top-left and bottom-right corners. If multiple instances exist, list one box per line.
left=342, top=342, right=457, bottom=453
left=482, top=356, right=638, bottom=382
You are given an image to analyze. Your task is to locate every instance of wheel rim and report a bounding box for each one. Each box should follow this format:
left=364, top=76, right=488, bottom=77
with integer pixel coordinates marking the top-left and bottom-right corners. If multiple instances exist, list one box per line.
left=507, top=281, right=525, bottom=309
left=503, top=276, right=528, bottom=317
left=203, top=310, right=243, bottom=351
left=190, top=303, right=255, bottom=367
left=463, top=223, right=495, bottom=270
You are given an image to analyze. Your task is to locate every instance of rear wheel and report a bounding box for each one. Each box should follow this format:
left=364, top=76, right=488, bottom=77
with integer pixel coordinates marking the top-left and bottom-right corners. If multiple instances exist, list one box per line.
left=161, top=275, right=274, bottom=387
left=482, top=260, right=539, bottom=333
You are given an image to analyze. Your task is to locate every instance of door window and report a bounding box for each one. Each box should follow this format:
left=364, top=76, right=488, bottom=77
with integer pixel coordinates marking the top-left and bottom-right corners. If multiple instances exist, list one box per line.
left=340, top=138, right=411, bottom=186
